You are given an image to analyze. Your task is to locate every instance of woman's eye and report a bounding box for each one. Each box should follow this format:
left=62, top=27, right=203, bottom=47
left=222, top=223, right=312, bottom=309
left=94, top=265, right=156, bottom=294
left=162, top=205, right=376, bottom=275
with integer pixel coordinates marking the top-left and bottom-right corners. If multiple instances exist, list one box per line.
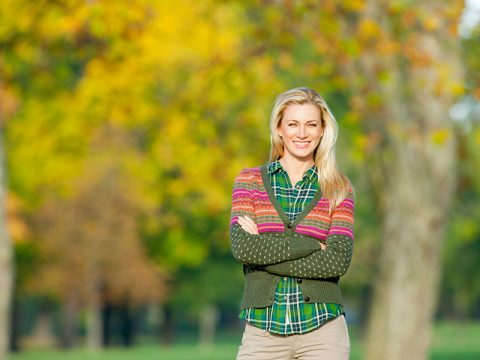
left=308, top=123, right=318, bottom=127
left=288, top=122, right=297, bottom=127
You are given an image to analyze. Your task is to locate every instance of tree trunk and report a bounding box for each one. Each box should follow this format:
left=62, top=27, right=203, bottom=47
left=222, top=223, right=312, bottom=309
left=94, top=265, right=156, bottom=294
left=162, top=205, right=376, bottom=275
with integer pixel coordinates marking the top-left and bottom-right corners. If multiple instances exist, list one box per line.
left=8, top=288, right=20, bottom=353
left=60, top=291, right=78, bottom=349
left=101, top=302, right=113, bottom=347
left=364, top=143, right=456, bottom=359
left=86, top=290, right=102, bottom=351
left=120, top=299, right=134, bottom=347
left=0, top=128, right=14, bottom=360
left=198, top=304, right=218, bottom=350
left=160, top=305, right=174, bottom=345
left=30, top=310, right=55, bottom=348
left=355, top=2, right=464, bottom=359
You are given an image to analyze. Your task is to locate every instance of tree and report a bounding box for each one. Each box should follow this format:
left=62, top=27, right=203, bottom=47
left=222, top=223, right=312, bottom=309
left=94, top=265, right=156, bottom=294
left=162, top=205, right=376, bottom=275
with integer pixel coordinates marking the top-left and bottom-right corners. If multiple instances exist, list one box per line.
left=29, top=127, right=167, bottom=350
left=242, top=1, right=470, bottom=357
left=339, top=2, right=464, bottom=358
left=0, top=125, right=14, bottom=360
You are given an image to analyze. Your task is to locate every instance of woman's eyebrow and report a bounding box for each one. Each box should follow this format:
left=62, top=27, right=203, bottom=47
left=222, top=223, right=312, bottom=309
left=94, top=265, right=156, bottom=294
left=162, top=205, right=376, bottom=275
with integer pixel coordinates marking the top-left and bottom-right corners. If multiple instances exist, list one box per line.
left=285, top=119, right=320, bottom=122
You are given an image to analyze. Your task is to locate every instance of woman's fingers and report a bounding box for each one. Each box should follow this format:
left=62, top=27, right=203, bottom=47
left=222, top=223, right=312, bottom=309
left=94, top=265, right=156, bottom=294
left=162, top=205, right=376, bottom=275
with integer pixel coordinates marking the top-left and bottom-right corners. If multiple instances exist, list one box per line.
left=237, top=216, right=259, bottom=234
left=238, top=216, right=254, bottom=233
left=244, top=216, right=259, bottom=234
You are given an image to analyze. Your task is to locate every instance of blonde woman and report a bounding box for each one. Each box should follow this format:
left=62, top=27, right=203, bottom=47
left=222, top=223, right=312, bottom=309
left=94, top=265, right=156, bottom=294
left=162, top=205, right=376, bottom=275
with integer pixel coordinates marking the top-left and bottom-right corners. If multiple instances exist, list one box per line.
left=230, top=87, right=354, bottom=359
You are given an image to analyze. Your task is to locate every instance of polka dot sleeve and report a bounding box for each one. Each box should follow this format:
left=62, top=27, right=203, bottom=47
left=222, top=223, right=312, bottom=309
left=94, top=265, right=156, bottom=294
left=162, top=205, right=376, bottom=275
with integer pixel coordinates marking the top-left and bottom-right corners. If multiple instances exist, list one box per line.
left=229, top=169, right=321, bottom=265
left=264, top=193, right=355, bottom=278
left=230, top=223, right=321, bottom=265
left=263, top=235, right=353, bottom=278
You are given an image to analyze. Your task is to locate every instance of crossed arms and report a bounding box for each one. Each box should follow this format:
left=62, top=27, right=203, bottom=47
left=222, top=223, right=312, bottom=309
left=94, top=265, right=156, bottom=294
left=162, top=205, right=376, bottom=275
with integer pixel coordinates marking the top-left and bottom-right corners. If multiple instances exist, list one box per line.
left=229, top=171, right=354, bottom=279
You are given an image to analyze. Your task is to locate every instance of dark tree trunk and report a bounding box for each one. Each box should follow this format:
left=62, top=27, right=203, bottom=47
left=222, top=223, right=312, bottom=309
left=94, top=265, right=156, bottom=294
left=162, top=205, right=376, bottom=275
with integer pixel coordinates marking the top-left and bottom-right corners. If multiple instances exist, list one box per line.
left=161, top=305, right=174, bottom=345
left=101, top=302, right=113, bottom=347
left=8, top=288, right=20, bottom=353
left=120, top=300, right=134, bottom=347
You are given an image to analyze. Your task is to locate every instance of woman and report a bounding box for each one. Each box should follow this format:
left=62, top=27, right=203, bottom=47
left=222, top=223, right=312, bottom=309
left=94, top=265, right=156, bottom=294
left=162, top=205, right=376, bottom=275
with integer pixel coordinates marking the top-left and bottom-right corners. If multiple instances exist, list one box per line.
left=230, top=87, right=354, bottom=360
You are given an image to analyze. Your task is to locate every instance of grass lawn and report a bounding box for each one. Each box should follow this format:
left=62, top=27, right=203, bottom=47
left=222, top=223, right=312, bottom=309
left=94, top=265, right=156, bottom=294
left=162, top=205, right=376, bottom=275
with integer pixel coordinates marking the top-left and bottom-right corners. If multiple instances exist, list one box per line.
left=10, top=321, right=480, bottom=360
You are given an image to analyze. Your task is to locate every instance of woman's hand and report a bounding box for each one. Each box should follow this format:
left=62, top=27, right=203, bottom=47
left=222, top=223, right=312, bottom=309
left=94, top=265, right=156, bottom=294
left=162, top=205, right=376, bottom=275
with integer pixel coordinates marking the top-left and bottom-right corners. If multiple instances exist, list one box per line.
left=237, top=216, right=259, bottom=235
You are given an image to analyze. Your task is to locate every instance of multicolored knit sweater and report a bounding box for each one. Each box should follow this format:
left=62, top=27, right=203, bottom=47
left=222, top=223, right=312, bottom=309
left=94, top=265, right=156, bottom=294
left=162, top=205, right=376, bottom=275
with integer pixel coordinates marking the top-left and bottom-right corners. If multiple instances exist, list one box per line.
left=230, top=165, right=355, bottom=309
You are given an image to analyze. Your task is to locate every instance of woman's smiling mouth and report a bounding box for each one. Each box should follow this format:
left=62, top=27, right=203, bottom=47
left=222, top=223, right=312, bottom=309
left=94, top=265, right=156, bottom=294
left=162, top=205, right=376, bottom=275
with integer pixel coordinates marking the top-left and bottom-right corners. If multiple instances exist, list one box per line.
left=293, top=141, right=311, bottom=148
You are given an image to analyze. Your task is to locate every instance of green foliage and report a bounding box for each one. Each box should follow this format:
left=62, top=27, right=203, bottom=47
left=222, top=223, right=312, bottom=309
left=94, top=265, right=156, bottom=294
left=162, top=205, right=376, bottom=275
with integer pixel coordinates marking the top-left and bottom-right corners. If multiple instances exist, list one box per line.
left=171, top=253, right=244, bottom=313
left=440, top=126, right=480, bottom=318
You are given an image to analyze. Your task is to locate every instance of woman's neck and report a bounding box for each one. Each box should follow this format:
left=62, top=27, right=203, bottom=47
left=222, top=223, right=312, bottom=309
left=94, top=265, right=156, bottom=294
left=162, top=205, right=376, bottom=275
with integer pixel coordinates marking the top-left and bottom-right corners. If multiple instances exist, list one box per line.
left=278, top=156, right=315, bottom=186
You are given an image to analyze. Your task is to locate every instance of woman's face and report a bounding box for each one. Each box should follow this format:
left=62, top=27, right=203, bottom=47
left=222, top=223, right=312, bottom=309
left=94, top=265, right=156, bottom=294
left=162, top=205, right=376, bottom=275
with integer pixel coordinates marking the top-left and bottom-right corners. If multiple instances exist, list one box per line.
left=277, top=103, right=324, bottom=162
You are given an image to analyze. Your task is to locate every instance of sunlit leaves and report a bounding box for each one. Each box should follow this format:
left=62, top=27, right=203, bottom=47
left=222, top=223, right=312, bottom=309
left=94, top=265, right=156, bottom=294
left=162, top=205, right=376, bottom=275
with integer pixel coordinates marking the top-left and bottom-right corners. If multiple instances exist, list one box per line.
left=358, top=19, right=381, bottom=42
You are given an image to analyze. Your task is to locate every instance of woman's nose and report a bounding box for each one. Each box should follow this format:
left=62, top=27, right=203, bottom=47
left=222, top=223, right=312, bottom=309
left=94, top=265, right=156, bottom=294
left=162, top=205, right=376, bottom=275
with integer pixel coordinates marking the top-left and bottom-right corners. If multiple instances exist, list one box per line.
left=297, top=125, right=306, bottom=137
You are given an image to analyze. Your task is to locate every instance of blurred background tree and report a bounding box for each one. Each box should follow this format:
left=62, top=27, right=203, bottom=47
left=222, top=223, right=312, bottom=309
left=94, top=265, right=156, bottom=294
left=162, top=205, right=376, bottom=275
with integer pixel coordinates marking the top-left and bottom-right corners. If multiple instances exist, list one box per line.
left=0, top=0, right=479, bottom=359
left=0, top=121, right=14, bottom=360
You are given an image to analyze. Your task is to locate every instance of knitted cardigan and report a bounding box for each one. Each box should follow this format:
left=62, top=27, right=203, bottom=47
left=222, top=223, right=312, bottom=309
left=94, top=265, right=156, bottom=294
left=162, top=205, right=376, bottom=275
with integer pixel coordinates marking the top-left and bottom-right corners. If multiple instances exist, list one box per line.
left=230, top=165, right=355, bottom=309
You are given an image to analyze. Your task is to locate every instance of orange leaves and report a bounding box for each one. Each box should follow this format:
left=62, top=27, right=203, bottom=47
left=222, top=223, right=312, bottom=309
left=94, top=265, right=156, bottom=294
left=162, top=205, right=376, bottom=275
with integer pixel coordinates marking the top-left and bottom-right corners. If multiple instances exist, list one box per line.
left=6, top=192, right=30, bottom=244
left=402, top=36, right=435, bottom=67
left=30, top=153, right=168, bottom=304
left=354, top=19, right=399, bottom=58
left=399, top=8, right=418, bottom=29
left=376, top=39, right=400, bottom=56
left=0, top=85, right=19, bottom=120
left=422, top=15, right=441, bottom=32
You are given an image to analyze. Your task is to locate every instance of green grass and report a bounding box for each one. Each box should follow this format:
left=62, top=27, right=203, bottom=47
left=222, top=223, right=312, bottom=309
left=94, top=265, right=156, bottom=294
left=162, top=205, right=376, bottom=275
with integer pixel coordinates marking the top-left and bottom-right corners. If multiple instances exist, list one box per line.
left=10, top=322, right=480, bottom=360
left=429, top=322, right=480, bottom=360
left=9, top=344, right=237, bottom=360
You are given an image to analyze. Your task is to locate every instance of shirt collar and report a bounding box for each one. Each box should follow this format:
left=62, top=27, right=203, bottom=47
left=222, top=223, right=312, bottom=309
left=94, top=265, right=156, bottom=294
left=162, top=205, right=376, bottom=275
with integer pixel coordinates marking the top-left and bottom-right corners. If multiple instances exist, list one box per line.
left=304, top=165, right=318, bottom=183
left=267, top=160, right=284, bottom=175
left=267, top=160, right=318, bottom=183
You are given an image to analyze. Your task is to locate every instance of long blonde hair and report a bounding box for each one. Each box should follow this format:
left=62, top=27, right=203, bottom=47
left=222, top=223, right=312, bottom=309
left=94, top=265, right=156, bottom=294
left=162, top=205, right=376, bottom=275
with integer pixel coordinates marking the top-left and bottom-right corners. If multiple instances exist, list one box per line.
left=269, top=87, right=352, bottom=211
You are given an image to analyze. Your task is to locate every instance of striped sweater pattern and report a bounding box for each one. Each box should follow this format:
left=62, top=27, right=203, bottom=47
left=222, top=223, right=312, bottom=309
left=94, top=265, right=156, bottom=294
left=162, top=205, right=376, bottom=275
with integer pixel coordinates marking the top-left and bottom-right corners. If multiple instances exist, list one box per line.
left=230, top=167, right=354, bottom=241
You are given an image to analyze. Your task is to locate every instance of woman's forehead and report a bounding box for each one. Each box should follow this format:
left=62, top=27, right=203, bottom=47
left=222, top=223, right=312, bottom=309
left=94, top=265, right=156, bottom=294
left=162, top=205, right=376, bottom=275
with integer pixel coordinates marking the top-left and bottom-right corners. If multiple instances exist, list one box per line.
left=283, top=103, right=321, bottom=120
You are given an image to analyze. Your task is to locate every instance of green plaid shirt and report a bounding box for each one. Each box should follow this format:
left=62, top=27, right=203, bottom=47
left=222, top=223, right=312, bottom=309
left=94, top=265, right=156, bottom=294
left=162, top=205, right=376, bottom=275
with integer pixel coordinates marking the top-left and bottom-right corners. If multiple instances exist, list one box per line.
left=239, top=161, right=344, bottom=335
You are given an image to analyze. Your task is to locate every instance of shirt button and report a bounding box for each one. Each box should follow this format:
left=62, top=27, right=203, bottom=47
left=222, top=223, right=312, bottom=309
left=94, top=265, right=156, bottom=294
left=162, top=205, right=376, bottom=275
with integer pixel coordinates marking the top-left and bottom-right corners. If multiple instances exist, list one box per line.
left=304, top=296, right=310, bottom=302
left=297, top=278, right=303, bottom=284
left=283, top=277, right=288, bottom=281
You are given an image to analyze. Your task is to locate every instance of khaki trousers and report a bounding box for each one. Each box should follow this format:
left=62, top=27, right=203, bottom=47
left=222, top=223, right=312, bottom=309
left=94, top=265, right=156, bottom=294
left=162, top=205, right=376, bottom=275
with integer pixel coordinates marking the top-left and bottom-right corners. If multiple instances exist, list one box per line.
left=236, top=315, right=350, bottom=360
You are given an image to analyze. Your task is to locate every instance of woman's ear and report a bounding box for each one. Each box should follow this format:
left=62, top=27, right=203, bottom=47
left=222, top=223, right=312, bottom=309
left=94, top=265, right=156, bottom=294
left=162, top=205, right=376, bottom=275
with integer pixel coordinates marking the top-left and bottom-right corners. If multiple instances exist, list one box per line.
left=277, top=127, right=283, bottom=139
